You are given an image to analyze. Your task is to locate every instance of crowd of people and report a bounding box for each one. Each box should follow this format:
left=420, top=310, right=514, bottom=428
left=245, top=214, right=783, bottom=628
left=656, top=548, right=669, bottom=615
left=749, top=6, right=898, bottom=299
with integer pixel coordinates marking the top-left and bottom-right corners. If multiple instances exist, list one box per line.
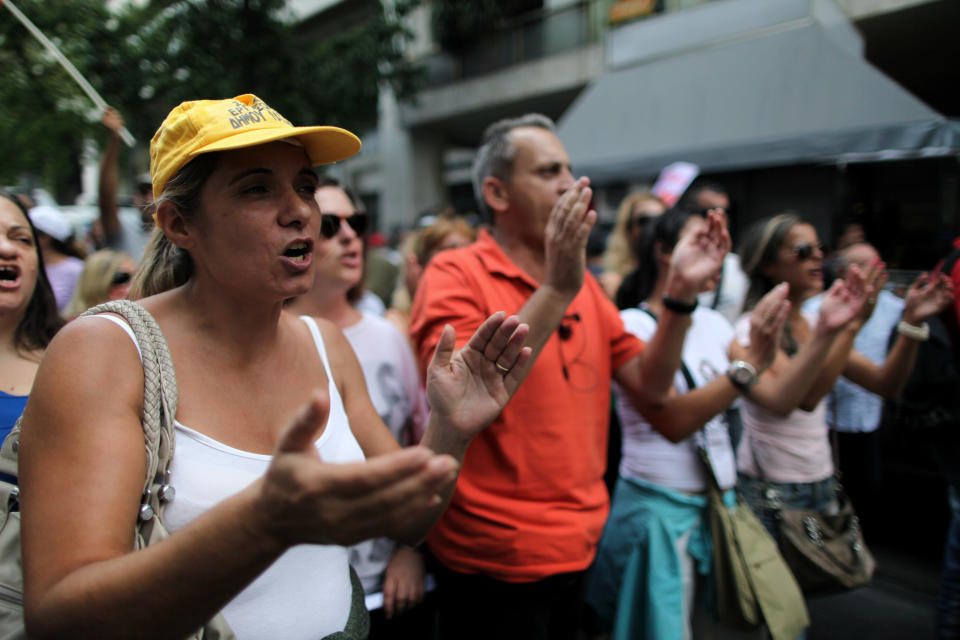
left=1, top=93, right=958, bottom=640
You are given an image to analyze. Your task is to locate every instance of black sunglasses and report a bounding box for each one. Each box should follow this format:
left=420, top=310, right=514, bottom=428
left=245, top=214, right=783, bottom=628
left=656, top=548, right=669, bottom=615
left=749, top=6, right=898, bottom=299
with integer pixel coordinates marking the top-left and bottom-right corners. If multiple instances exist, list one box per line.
left=110, top=271, right=132, bottom=286
left=628, top=216, right=653, bottom=230
left=792, top=241, right=823, bottom=261
left=320, top=212, right=368, bottom=239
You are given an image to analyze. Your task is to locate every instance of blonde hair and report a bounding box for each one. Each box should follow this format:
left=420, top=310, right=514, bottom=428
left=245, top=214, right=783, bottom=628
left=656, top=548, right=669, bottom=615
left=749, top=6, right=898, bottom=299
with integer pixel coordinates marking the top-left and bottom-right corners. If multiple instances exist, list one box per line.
left=390, top=214, right=477, bottom=314
left=738, top=212, right=806, bottom=356
left=129, top=153, right=220, bottom=299
left=603, top=191, right=665, bottom=276
left=412, top=215, right=476, bottom=267
left=64, top=249, right=134, bottom=318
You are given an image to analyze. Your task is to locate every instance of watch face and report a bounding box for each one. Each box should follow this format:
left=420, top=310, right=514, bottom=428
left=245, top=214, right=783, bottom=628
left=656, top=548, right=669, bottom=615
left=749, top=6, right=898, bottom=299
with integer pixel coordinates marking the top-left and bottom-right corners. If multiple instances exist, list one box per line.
left=731, top=362, right=756, bottom=385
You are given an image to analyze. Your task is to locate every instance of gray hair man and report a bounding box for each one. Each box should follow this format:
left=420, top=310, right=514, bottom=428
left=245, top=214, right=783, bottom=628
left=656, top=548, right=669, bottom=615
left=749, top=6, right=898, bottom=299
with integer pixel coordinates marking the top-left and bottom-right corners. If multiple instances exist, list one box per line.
left=410, top=113, right=729, bottom=640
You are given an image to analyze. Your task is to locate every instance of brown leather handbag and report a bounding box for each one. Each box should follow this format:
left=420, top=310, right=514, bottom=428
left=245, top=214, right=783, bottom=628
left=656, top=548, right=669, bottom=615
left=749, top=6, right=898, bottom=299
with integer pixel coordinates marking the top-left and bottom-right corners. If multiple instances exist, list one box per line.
left=774, top=485, right=877, bottom=595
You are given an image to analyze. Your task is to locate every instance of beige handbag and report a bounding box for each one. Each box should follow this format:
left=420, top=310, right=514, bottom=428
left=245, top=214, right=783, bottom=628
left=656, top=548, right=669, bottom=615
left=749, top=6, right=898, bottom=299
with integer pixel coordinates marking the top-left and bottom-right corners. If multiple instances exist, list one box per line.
left=676, top=358, right=808, bottom=640
left=704, top=474, right=810, bottom=640
left=0, top=300, right=235, bottom=640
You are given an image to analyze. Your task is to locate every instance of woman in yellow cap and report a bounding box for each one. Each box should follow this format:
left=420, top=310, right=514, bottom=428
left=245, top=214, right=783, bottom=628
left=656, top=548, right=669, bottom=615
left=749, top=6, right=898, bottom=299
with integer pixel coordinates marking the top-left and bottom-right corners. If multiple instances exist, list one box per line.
left=17, top=94, right=532, bottom=640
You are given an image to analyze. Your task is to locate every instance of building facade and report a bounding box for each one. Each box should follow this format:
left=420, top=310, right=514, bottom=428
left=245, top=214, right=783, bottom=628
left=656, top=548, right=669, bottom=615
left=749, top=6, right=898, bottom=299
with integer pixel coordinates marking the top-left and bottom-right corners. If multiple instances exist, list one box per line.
left=294, top=0, right=959, bottom=265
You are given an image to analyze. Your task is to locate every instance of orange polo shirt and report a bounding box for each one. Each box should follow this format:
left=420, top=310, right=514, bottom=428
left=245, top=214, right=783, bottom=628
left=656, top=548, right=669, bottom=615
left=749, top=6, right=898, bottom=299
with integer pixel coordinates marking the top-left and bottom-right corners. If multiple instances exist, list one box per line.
left=409, top=230, right=644, bottom=582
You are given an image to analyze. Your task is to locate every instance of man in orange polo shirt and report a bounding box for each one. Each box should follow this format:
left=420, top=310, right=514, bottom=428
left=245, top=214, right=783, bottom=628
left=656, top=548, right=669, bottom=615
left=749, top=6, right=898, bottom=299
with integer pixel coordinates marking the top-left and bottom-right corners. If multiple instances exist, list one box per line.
left=409, top=114, right=729, bottom=640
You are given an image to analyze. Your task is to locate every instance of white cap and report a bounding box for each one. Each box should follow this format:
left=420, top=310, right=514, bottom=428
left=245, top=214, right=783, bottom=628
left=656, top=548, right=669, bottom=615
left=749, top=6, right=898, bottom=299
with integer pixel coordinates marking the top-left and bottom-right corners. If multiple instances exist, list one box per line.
left=28, top=206, right=73, bottom=242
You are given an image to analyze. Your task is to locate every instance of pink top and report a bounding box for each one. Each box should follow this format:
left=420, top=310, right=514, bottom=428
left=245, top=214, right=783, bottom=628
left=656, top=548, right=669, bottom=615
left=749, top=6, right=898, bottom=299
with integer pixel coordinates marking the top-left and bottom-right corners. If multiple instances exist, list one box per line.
left=734, top=312, right=833, bottom=483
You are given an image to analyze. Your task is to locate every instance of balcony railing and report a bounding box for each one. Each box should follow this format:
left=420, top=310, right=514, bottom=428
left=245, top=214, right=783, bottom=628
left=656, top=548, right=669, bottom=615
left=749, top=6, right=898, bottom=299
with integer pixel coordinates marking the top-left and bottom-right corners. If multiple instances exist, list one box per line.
left=420, top=1, right=603, bottom=87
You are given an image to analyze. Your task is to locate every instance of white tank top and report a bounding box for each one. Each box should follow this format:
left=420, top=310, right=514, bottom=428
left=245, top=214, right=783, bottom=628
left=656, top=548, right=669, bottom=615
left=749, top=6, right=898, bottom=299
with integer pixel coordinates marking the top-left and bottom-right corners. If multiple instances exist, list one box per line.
left=97, top=314, right=366, bottom=639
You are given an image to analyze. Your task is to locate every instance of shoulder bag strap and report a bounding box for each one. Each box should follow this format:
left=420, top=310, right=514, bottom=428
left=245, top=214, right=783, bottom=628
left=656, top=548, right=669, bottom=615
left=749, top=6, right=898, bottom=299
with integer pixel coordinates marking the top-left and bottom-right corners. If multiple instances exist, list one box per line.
left=638, top=306, right=721, bottom=489
left=712, top=262, right=724, bottom=310
left=79, top=300, right=177, bottom=501
left=0, top=301, right=178, bottom=498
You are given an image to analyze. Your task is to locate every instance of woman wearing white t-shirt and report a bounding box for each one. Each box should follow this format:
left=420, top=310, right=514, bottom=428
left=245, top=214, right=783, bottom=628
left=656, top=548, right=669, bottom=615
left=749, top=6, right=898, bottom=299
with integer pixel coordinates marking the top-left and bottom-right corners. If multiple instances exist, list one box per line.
left=732, top=213, right=953, bottom=535
left=287, top=177, right=432, bottom=639
left=585, top=207, right=789, bottom=639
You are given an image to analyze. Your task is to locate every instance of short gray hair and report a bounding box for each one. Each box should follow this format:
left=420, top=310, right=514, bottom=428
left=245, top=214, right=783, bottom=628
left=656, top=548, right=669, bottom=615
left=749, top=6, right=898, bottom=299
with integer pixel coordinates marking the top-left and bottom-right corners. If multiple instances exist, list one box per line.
left=471, top=113, right=555, bottom=217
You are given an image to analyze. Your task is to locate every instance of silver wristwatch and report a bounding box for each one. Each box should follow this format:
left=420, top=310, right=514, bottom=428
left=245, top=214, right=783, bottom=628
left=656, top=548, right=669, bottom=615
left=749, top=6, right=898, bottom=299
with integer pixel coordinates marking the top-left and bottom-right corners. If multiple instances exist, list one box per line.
left=727, top=360, right=758, bottom=393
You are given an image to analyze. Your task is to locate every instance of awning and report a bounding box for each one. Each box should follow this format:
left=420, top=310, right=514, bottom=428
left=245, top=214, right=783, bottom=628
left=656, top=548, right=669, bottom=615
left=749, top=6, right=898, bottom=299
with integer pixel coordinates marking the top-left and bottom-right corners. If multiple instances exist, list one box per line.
left=557, top=0, right=959, bottom=183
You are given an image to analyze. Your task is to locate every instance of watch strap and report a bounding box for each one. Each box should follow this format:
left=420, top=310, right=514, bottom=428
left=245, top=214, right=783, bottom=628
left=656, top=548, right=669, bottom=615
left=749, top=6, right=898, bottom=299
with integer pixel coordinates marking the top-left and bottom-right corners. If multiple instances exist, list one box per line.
left=662, top=295, right=698, bottom=314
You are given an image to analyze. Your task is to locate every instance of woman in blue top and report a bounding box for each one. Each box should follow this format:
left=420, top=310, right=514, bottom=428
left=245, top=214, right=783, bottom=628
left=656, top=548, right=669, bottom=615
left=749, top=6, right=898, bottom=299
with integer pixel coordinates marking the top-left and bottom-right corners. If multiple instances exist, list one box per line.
left=0, top=192, right=64, bottom=445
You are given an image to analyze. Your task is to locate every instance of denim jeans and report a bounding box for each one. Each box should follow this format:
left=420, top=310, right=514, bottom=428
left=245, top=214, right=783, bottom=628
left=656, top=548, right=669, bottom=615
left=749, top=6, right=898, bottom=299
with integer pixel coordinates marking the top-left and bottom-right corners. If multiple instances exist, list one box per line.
left=736, top=475, right=836, bottom=640
left=736, top=473, right=837, bottom=539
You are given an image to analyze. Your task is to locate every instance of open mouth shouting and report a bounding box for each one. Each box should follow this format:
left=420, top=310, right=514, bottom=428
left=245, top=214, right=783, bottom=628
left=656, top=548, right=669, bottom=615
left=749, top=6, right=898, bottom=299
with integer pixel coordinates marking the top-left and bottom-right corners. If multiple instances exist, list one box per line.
left=281, top=239, right=314, bottom=271
left=0, top=264, right=21, bottom=289
left=284, top=242, right=310, bottom=263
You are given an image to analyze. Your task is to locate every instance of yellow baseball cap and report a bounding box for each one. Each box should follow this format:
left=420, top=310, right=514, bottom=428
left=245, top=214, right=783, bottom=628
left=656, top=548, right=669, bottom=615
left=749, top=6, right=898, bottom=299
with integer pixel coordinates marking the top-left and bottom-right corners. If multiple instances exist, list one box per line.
left=149, top=94, right=361, bottom=200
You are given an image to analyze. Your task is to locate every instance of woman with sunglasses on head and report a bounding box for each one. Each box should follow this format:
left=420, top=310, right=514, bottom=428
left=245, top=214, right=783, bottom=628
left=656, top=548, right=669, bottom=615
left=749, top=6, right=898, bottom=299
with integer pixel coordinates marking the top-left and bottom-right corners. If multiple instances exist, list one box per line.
left=733, top=213, right=953, bottom=539
left=0, top=193, right=65, bottom=446
left=586, top=207, right=790, bottom=639
left=63, top=249, right=136, bottom=319
left=599, top=191, right=666, bottom=300
left=17, top=94, right=533, bottom=640
left=287, top=178, right=433, bottom=638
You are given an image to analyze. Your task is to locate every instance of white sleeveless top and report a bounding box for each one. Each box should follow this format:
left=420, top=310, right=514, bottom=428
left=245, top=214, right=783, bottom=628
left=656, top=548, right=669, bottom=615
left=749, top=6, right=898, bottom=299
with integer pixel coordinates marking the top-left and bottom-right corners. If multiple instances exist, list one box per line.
left=98, top=314, right=366, bottom=639
left=614, top=306, right=738, bottom=491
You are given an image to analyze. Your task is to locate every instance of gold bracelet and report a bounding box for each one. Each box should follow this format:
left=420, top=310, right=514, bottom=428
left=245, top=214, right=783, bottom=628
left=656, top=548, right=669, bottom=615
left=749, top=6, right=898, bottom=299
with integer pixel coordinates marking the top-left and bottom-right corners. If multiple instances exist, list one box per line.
left=897, top=320, right=930, bottom=341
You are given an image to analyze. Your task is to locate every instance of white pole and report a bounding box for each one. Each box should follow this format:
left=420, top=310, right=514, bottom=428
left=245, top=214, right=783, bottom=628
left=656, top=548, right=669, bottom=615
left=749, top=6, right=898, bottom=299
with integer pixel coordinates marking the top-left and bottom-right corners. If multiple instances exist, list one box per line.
left=1, top=0, right=136, bottom=147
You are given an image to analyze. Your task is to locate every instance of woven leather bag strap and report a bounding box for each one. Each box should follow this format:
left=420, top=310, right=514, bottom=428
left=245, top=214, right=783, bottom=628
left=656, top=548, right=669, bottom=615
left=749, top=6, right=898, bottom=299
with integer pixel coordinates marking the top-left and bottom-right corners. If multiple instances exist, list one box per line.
left=79, top=300, right=177, bottom=495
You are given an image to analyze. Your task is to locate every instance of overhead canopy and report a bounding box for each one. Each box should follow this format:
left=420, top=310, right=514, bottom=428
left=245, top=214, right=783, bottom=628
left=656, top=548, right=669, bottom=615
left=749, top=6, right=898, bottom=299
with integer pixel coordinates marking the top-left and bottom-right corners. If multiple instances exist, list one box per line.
left=557, top=1, right=959, bottom=183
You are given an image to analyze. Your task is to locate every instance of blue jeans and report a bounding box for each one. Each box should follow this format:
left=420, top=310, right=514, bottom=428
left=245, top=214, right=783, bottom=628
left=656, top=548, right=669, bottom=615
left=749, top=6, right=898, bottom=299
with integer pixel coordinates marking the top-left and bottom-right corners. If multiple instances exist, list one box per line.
left=737, top=474, right=836, bottom=640
left=736, top=473, right=837, bottom=539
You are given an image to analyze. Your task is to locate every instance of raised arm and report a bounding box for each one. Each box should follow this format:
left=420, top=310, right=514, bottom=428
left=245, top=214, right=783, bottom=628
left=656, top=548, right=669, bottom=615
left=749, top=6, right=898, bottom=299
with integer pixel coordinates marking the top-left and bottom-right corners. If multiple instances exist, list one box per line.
left=98, top=107, right=124, bottom=241
left=324, top=310, right=530, bottom=545
left=378, top=311, right=532, bottom=541
left=730, top=270, right=868, bottom=416
left=793, top=262, right=878, bottom=407
left=504, top=177, right=596, bottom=377
left=844, top=271, right=954, bottom=397
left=639, top=283, right=790, bottom=442
left=616, top=209, right=730, bottom=409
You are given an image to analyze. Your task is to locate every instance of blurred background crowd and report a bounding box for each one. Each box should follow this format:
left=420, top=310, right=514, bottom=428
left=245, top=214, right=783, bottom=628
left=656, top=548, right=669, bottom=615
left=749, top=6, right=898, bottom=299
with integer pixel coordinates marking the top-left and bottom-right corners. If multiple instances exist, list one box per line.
left=3, top=0, right=960, bottom=638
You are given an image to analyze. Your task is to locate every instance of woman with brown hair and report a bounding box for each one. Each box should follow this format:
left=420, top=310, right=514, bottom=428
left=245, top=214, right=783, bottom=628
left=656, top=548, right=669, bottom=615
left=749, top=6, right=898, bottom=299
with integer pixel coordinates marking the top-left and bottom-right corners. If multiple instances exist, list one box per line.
left=733, top=213, right=953, bottom=535
left=0, top=192, right=64, bottom=445
left=386, top=213, right=476, bottom=340
left=599, top=191, right=666, bottom=300
left=18, top=94, right=531, bottom=640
